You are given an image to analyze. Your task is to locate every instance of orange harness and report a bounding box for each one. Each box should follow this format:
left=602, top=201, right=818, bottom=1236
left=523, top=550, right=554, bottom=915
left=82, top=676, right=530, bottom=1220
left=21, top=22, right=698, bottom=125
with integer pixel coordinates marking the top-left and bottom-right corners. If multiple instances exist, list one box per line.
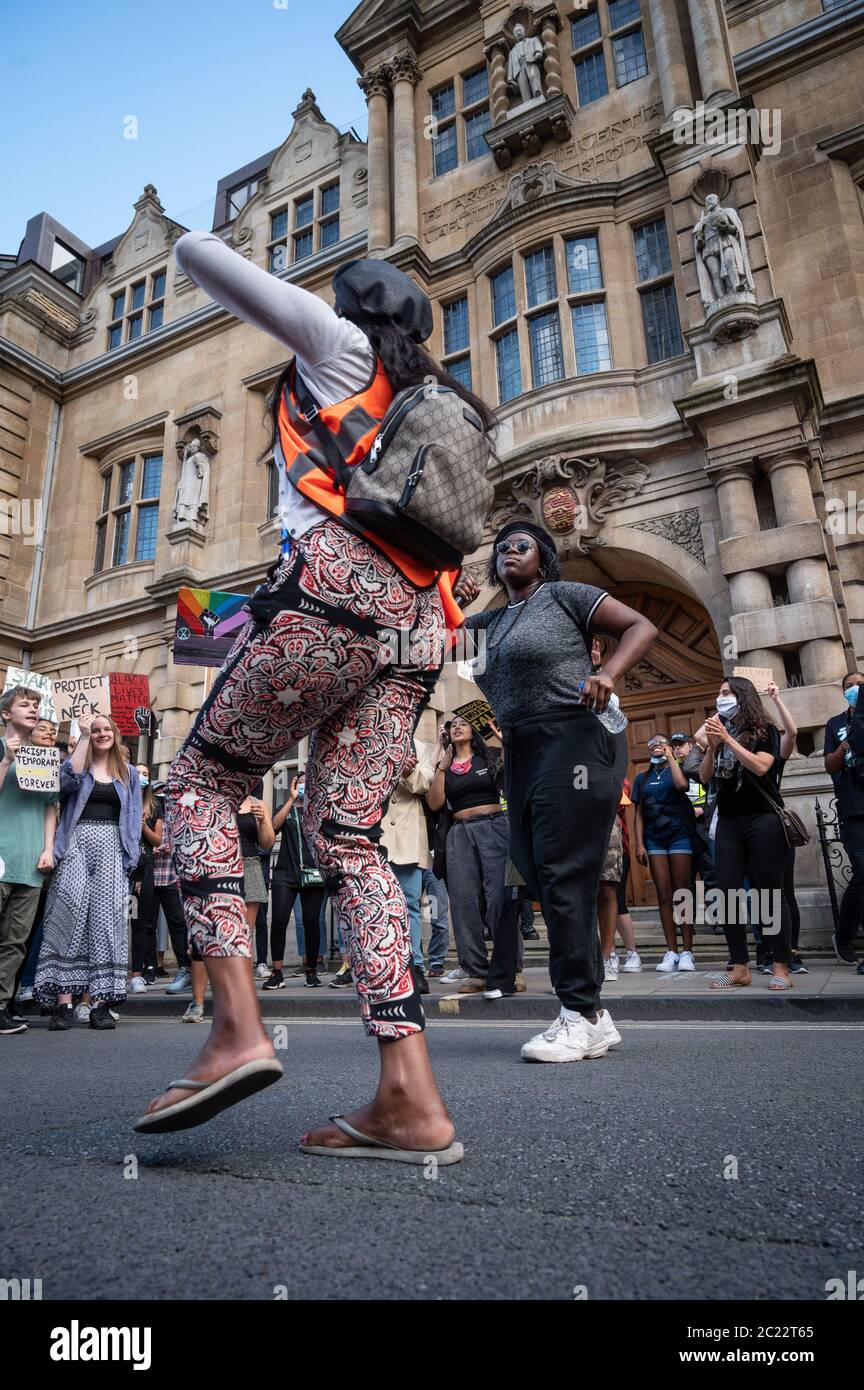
left=277, top=360, right=463, bottom=630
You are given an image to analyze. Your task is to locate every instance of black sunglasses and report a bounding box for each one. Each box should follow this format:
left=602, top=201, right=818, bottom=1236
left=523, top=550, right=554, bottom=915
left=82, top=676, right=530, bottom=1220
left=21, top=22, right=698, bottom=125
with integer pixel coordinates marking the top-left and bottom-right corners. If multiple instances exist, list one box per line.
left=496, top=539, right=536, bottom=556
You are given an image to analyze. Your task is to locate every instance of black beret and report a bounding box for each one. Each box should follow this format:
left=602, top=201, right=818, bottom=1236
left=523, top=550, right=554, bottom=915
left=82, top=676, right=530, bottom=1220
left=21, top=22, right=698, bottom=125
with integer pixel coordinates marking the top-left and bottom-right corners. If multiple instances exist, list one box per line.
left=332, top=258, right=433, bottom=342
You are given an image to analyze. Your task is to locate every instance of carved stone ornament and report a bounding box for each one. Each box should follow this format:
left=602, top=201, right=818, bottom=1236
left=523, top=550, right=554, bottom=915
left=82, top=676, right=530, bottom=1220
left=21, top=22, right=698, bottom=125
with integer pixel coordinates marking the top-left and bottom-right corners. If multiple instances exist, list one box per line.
left=625, top=659, right=676, bottom=692
left=693, top=193, right=758, bottom=342
left=487, top=455, right=649, bottom=552
left=358, top=65, right=392, bottom=100
left=390, top=53, right=422, bottom=86
left=493, top=160, right=594, bottom=219
left=629, top=508, right=706, bottom=566
left=172, top=431, right=216, bottom=528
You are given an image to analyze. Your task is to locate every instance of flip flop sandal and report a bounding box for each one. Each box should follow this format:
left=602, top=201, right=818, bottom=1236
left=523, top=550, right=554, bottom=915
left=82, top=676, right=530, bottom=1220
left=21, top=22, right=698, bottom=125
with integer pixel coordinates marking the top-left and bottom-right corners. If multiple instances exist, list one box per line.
left=709, top=973, right=751, bottom=990
left=767, top=976, right=793, bottom=991
left=299, top=1114, right=464, bottom=1165
left=133, top=1058, right=284, bottom=1134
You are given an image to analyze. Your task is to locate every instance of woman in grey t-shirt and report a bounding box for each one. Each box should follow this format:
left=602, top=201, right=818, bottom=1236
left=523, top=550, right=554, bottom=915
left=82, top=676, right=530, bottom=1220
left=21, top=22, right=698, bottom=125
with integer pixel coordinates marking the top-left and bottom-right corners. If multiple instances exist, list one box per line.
left=460, top=521, right=657, bottom=1064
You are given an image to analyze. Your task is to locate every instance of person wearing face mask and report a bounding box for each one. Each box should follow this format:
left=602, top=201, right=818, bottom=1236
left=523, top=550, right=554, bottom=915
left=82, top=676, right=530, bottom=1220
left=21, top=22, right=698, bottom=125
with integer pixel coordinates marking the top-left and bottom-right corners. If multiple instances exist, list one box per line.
left=824, top=672, right=864, bottom=968
left=699, top=676, right=793, bottom=991
left=631, top=735, right=696, bottom=972
left=267, top=772, right=328, bottom=989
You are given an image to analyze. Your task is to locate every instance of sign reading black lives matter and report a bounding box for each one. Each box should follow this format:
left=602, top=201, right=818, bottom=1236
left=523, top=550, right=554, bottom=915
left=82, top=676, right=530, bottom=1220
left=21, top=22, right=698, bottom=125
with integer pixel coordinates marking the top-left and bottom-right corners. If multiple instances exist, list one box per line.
left=14, top=744, right=60, bottom=793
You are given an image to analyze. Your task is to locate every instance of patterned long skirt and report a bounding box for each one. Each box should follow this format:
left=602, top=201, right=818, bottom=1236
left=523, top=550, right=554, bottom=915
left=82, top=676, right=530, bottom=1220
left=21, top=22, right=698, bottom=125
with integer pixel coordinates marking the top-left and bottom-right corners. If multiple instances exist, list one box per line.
left=165, top=517, right=445, bottom=1040
left=35, top=822, right=130, bottom=1005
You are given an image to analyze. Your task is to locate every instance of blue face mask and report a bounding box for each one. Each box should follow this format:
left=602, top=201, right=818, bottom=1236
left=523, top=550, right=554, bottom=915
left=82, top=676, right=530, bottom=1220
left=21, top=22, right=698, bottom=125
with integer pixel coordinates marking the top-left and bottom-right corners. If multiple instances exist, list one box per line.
left=139, top=775, right=149, bottom=787
left=845, top=685, right=860, bottom=708
left=649, top=754, right=666, bottom=765
left=296, top=783, right=305, bottom=798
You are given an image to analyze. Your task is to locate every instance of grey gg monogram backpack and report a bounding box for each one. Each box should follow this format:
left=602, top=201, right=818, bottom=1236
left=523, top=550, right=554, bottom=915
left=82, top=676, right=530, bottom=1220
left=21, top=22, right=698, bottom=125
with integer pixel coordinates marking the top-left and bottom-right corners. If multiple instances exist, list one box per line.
left=297, top=373, right=494, bottom=571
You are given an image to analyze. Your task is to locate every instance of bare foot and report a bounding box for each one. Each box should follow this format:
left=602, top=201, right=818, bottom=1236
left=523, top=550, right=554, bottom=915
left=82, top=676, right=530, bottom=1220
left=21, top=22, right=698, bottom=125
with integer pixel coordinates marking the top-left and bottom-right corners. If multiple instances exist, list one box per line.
left=300, top=1098, right=456, bottom=1153
left=144, top=1031, right=276, bottom=1116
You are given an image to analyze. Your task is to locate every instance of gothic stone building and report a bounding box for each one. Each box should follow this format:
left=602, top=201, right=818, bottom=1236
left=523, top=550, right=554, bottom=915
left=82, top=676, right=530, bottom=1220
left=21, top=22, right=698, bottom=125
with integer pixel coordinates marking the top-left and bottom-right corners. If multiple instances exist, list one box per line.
left=1, top=1, right=863, bottom=928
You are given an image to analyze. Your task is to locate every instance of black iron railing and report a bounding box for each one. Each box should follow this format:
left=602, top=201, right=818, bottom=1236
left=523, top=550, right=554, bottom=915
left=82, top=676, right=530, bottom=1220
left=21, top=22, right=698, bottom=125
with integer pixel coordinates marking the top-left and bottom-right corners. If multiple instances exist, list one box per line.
left=814, top=796, right=851, bottom=931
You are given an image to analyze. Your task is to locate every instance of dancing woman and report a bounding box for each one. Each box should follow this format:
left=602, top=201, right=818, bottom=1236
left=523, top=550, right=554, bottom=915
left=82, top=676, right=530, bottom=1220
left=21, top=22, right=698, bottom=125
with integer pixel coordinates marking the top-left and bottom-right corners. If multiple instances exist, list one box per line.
left=456, top=522, right=656, bottom=1062
left=135, top=231, right=494, bottom=1162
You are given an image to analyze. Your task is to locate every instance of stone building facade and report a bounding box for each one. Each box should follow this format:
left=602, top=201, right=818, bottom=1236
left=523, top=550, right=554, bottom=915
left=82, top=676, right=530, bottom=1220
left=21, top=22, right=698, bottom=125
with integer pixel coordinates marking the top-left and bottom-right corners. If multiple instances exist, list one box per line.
left=2, top=1, right=863, bottom=927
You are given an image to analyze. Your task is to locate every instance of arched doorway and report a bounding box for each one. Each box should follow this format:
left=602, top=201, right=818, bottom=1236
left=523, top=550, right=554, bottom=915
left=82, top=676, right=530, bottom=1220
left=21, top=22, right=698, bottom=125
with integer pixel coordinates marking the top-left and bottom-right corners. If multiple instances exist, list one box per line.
left=607, top=583, right=723, bottom=907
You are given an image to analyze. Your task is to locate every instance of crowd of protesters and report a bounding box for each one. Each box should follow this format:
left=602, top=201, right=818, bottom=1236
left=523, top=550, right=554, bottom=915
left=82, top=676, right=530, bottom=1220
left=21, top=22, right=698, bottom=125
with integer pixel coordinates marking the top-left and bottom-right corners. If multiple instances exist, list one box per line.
left=2, top=654, right=864, bottom=1037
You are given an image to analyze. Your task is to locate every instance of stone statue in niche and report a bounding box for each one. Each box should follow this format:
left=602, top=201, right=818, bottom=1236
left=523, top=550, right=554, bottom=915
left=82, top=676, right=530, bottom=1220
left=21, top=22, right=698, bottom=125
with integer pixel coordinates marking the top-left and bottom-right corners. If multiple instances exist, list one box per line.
left=173, top=436, right=210, bottom=526
left=507, top=22, right=545, bottom=106
left=694, top=193, right=755, bottom=309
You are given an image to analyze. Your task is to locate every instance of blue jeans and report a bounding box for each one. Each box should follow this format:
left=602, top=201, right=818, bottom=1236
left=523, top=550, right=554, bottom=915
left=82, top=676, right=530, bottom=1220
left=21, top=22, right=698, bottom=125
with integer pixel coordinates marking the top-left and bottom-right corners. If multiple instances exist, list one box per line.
left=422, top=868, right=450, bottom=969
left=294, top=893, right=331, bottom=958
left=393, top=863, right=424, bottom=970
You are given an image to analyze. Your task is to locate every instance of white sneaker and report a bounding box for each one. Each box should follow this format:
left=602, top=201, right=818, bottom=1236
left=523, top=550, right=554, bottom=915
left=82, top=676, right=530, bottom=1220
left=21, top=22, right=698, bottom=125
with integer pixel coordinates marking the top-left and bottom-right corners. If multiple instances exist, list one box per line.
left=656, top=950, right=679, bottom=973
left=598, top=1008, right=622, bottom=1048
left=16, top=986, right=34, bottom=1002
left=521, top=1010, right=610, bottom=1063
left=442, top=966, right=468, bottom=982
left=677, top=950, right=696, bottom=972
left=181, top=1002, right=205, bottom=1023
left=109, top=1009, right=119, bottom=1021
left=255, top=963, right=269, bottom=979
left=73, top=1003, right=91, bottom=1023
left=127, top=976, right=148, bottom=994
left=603, top=954, right=619, bottom=981
left=622, top=949, right=642, bottom=973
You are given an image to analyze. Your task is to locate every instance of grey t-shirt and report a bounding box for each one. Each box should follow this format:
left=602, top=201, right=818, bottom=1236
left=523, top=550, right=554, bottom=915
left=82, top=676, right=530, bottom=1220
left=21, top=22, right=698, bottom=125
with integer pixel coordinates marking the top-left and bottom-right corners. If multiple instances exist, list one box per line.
left=462, top=581, right=608, bottom=727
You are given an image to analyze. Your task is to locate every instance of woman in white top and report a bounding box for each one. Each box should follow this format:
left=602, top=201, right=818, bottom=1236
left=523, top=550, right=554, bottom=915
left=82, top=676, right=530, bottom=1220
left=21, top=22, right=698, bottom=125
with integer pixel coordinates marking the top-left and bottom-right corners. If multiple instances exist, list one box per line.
left=136, top=234, right=491, bottom=1164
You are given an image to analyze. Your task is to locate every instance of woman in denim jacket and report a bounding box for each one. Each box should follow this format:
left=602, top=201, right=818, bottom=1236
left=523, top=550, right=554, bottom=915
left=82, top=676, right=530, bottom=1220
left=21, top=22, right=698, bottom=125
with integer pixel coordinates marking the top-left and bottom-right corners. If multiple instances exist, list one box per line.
left=35, top=712, right=142, bottom=1030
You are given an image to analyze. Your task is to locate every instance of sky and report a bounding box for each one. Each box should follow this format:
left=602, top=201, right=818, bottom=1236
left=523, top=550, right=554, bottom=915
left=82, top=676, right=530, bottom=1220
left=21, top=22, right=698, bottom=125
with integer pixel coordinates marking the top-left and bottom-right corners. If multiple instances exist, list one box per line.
left=1, top=0, right=369, bottom=255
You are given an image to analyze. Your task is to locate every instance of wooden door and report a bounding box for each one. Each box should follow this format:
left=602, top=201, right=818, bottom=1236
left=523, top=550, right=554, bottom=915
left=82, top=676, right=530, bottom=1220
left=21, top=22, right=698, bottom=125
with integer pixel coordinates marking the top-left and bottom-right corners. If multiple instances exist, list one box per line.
left=603, top=584, right=724, bottom=907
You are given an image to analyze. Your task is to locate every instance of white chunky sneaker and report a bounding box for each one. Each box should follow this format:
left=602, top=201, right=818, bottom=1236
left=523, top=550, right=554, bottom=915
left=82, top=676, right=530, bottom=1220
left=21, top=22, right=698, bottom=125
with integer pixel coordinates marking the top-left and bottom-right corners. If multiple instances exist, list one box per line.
left=603, top=953, right=619, bottom=981
left=598, top=1008, right=622, bottom=1048
left=442, top=966, right=468, bottom=982
left=622, top=949, right=642, bottom=973
left=677, top=950, right=696, bottom=972
left=656, top=950, right=679, bottom=973
left=520, top=1010, right=610, bottom=1063
left=127, top=976, right=148, bottom=994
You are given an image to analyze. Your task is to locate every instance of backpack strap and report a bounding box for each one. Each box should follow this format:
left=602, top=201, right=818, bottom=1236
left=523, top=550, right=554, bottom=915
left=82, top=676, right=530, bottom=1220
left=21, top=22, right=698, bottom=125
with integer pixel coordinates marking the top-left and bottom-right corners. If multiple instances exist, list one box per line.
left=294, top=369, right=353, bottom=493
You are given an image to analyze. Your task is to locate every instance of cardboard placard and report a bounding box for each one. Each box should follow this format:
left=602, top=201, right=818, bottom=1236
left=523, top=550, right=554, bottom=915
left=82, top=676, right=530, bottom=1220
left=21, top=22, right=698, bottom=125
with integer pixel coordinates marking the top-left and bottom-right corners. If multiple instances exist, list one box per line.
left=108, top=673, right=151, bottom=736
left=53, top=676, right=111, bottom=724
left=732, top=665, right=775, bottom=694
left=2, top=667, right=56, bottom=721
left=453, top=699, right=498, bottom=739
left=173, top=587, right=250, bottom=668
left=13, top=744, right=60, bottom=794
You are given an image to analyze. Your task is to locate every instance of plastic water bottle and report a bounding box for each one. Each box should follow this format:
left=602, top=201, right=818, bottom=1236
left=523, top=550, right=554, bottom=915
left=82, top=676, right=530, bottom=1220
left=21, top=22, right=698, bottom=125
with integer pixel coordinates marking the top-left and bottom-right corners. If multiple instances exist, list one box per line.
left=577, top=683, right=628, bottom=734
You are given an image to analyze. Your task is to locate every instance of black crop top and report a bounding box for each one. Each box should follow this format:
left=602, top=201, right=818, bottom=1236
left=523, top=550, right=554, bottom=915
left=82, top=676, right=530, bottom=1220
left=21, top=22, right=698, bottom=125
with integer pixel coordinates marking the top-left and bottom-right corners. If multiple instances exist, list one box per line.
left=237, top=812, right=260, bottom=858
left=444, top=756, right=501, bottom=814
left=79, top=779, right=121, bottom=823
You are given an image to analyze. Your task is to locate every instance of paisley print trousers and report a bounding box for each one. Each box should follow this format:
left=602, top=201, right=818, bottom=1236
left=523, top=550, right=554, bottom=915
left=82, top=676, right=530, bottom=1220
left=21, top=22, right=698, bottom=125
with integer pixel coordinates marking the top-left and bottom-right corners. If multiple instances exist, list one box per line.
left=165, top=518, right=445, bottom=1039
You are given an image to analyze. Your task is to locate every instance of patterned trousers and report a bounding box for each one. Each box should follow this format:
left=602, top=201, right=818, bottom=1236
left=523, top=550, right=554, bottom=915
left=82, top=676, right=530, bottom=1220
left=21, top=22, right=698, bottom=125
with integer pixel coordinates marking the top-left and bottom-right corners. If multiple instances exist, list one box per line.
left=165, top=518, right=445, bottom=1039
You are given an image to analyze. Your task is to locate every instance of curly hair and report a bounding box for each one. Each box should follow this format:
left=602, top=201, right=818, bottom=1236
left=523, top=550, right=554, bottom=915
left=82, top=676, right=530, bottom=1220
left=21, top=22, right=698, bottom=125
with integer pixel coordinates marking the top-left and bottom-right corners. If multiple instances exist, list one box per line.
left=725, top=675, right=776, bottom=745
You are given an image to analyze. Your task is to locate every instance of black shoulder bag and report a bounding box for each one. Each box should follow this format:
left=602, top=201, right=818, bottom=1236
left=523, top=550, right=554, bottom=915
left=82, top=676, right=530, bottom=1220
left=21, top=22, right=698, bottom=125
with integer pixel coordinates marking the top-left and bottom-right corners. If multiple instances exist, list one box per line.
left=741, top=767, right=810, bottom=848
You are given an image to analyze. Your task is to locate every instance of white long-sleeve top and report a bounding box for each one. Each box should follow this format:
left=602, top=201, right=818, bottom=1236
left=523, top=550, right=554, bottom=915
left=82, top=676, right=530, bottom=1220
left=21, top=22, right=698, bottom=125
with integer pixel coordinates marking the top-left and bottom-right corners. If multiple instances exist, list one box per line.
left=174, top=229, right=375, bottom=542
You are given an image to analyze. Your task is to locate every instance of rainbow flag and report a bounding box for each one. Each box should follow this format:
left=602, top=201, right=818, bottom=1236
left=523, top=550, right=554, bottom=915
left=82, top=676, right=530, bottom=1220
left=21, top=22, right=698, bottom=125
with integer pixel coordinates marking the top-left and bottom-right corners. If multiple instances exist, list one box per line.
left=173, top=587, right=251, bottom=668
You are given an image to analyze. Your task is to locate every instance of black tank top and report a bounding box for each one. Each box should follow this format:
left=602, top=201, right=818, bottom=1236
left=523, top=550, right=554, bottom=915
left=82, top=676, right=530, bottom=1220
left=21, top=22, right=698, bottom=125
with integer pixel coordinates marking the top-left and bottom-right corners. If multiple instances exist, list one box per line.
left=79, top=779, right=121, bottom=823
left=444, top=755, right=500, bottom=815
left=237, top=812, right=259, bottom=857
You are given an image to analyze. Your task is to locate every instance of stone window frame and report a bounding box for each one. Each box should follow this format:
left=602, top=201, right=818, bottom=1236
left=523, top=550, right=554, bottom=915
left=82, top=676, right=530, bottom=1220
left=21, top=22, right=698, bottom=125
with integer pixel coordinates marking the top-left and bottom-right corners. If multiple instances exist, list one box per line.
left=568, top=0, right=649, bottom=110
left=93, top=448, right=163, bottom=575
left=107, top=268, right=167, bottom=351
left=441, top=294, right=473, bottom=388
left=630, top=212, right=686, bottom=366
left=430, top=64, right=491, bottom=178
left=487, top=229, right=615, bottom=404
left=268, top=180, right=342, bottom=271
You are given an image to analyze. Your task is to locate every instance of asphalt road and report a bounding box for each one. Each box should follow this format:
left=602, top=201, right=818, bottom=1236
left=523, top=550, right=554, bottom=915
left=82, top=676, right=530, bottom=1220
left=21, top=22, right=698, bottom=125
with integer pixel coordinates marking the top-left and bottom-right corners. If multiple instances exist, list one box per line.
left=2, top=1015, right=861, bottom=1301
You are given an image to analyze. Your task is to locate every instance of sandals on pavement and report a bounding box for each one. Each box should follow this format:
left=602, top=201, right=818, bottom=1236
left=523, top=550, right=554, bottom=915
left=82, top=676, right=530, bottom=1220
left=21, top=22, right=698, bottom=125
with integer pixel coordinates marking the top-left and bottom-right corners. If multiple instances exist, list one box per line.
left=299, top=1114, right=464, bottom=1165
left=767, top=976, right=793, bottom=991
left=133, top=1058, right=284, bottom=1134
left=709, top=973, right=751, bottom=990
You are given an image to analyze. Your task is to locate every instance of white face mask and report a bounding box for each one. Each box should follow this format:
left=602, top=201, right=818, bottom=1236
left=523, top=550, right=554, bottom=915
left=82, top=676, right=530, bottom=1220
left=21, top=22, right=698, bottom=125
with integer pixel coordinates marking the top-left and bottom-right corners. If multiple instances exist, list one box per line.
left=716, top=695, right=738, bottom=718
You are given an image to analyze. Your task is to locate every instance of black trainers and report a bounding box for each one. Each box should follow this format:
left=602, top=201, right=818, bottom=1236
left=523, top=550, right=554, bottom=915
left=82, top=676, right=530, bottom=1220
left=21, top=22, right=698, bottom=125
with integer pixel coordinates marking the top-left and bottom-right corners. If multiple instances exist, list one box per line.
left=0, top=1006, right=27, bottom=1034
left=89, top=1002, right=116, bottom=1030
left=49, top=1004, right=73, bottom=1031
left=142, top=967, right=157, bottom=985
left=304, top=971, right=322, bottom=988
left=329, top=965, right=353, bottom=989
left=832, top=934, right=858, bottom=966
left=155, top=966, right=170, bottom=979
left=413, top=965, right=430, bottom=996
left=262, top=970, right=285, bottom=991
left=790, top=954, right=809, bottom=974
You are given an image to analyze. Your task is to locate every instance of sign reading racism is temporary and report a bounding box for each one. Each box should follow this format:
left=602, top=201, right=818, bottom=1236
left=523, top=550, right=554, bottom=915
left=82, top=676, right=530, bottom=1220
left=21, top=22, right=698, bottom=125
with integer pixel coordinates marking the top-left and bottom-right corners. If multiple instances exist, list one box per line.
left=53, top=676, right=112, bottom=724
left=108, top=673, right=151, bottom=736
left=2, top=667, right=57, bottom=722
left=173, top=587, right=250, bottom=668
left=14, top=744, right=60, bottom=794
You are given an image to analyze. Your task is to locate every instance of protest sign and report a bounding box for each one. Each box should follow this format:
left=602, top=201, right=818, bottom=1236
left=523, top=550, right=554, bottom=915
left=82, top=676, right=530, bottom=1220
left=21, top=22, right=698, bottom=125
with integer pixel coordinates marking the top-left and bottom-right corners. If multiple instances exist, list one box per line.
left=173, top=587, right=250, bottom=668
left=53, top=675, right=111, bottom=724
left=2, top=667, right=56, bottom=721
left=454, top=699, right=499, bottom=739
left=732, top=665, right=775, bottom=694
left=14, top=744, right=60, bottom=794
left=108, top=673, right=151, bottom=736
